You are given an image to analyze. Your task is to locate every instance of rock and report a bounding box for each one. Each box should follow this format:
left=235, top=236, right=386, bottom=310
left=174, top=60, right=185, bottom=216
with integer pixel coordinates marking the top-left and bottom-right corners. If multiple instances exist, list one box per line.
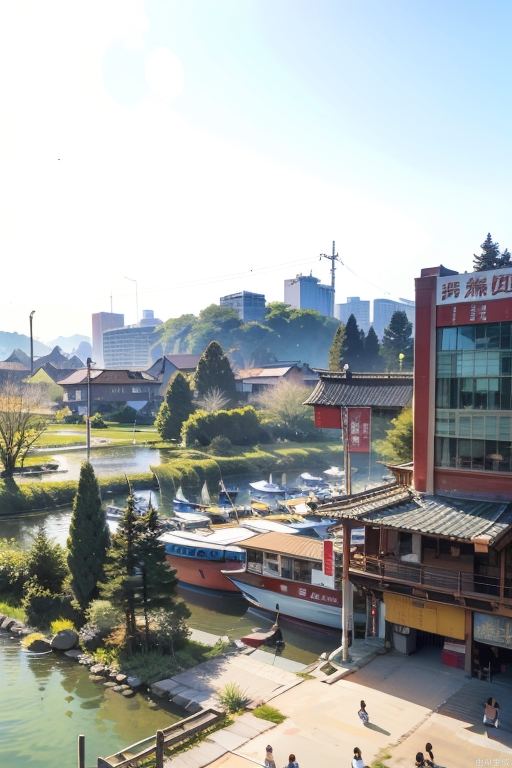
left=109, top=670, right=118, bottom=680
left=26, top=637, right=52, bottom=653
left=0, top=614, right=6, bottom=624
left=89, top=675, right=105, bottom=683
left=1, top=618, right=16, bottom=632
left=122, top=689, right=135, bottom=697
left=90, top=664, right=106, bottom=675
left=112, top=685, right=124, bottom=693
left=104, top=681, right=117, bottom=688
left=118, top=684, right=130, bottom=691
left=64, top=649, right=83, bottom=660
left=115, top=673, right=127, bottom=683
left=51, top=630, right=79, bottom=651
left=126, top=676, right=142, bottom=689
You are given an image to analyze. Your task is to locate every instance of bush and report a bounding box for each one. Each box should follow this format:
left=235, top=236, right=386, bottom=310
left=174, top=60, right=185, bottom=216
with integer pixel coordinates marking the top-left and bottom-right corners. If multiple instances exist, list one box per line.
left=252, top=704, right=286, bottom=724
left=85, top=600, right=123, bottom=632
left=54, top=407, right=72, bottom=423
left=181, top=406, right=267, bottom=447
left=150, top=604, right=191, bottom=653
left=207, top=436, right=235, bottom=456
left=0, top=600, right=26, bottom=622
left=109, top=405, right=137, bottom=424
left=0, top=540, right=29, bottom=600
left=90, top=413, right=107, bottom=429
left=217, top=682, right=249, bottom=713
left=22, top=583, right=74, bottom=628
left=64, top=413, right=84, bottom=424
left=50, top=618, right=75, bottom=634
left=21, top=632, right=47, bottom=649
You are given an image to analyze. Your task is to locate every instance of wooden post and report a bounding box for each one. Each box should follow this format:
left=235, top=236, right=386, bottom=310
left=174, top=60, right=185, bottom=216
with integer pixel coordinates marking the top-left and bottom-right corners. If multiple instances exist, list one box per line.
left=499, top=549, right=505, bottom=600
left=342, top=521, right=351, bottom=662
left=155, top=729, right=165, bottom=768
left=464, top=609, right=472, bottom=678
left=77, top=735, right=85, bottom=768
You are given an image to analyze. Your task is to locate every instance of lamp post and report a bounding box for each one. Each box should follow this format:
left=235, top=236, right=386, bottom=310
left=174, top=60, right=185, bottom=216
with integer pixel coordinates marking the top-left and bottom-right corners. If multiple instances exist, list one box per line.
left=29, top=310, right=35, bottom=375
left=86, top=357, right=94, bottom=462
left=398, top=352, right=405, bottom=372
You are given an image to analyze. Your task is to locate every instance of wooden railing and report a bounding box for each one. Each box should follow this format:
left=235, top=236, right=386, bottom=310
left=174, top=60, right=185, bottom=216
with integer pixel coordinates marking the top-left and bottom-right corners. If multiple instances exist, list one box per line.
left=350, top=555, right=512, bottom=601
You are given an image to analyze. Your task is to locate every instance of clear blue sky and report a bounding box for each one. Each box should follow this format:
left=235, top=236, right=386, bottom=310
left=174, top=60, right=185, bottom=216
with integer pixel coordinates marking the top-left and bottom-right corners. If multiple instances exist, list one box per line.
left=1, top=0, right=511, bottom=339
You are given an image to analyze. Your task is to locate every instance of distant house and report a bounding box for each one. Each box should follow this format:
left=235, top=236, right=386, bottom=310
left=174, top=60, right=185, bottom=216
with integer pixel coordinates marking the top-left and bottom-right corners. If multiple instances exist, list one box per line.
left=0, top=361, right=29, bottom=385
left=236, top=362, right=319, bottom=397
left=147, top=354, right=202, bottom=397
left=58, top=368, right=161, bottom=415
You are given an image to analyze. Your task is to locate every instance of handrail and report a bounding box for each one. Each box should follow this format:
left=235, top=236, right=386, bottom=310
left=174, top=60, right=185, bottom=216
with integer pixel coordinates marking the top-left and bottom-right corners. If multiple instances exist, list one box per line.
left=350, top=554, right=512, bottom=600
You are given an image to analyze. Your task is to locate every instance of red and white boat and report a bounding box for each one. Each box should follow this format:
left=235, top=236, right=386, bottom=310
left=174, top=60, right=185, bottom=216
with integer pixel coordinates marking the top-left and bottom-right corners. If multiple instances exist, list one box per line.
left=224, top=532, right=349, bottom=630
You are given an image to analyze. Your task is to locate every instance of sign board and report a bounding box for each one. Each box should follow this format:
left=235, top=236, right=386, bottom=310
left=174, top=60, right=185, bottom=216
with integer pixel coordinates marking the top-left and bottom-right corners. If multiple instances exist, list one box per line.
left=314, top=405, right=342, bottom=429
left=437, top=297, right=512, bottom=327
left=474, top=612, right=512, bottom=650
left=323, top=539, right=334, bottom=577
left=437, top=269, right=512, bottom=306
left=347, top=407, right=371, bottom=453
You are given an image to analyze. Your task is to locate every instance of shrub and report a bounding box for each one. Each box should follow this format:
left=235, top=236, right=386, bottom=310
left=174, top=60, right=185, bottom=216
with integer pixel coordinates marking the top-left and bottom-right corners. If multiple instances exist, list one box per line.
left=150, top=605, right=191, bottom=654
left=109, top=405, right=137, bottom=424
left=119, top=649, right=179, bottom=686
left=85, top=600, right=122, bottom=632
left=207, top=436, right=235, bottom=456
left=21, top=632, right=47, bottom=649
left=64, top=413, right=84, bottom=424
left=217, top=682, right=249, bottom=713
left=181, top=406, right=267, bottom=447
left=91, top=646, right=120, bottom=668
left=0, top=601, right=26, bottom=623
left=22, top=583, right=73, bottom=628
left=252, top=704, right=286, bottom=724
left=90, top=413, right=107, bottom=429
left=50, top=618, right=75, bottom=634
left=54, top=407, right=72, bottom=423
left=0, top=540, right=28, bottom=600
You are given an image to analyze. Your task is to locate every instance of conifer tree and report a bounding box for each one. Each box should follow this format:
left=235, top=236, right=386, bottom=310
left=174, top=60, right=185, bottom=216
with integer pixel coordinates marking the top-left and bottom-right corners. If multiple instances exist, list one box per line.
left=328, top=324, right=346, bottom=371
left=194, top=341, right=237, bottom=403
left=363, top=326, right=383, bottom=372
left=27, top=525, right=67, bottom=593
left=382, top=311, right=413, bottom=371
left=342, top=314, right=365, bottom=370
left=67, top=462, right=110, bottom=610
left=473, top=233, right=501, bottom=271
left=155, top=372, right=194, bottom=441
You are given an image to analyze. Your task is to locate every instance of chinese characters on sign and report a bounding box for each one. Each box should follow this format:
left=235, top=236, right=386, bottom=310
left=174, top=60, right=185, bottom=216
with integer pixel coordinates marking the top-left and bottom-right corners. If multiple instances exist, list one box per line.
left=323, top=539, right=334, bottom=577
left=437, top=268, right=512, bottom=305
left=347, top=407, right=371, bottom=453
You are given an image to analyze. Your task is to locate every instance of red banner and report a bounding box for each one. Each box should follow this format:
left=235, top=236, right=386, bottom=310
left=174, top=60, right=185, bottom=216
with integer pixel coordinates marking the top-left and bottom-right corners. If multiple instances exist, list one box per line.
left=437, top=297, right=512, bottom=326
left=323, top=539, right=334, bottom=577
left=314, top=405, right=342, bottom=429
left=347, top=407, right=371, bottom=453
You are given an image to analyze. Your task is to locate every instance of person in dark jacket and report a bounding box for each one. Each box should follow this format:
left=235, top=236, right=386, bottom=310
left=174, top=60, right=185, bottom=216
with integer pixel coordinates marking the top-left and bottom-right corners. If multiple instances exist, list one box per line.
left=284, top=754, right=299, bottom=768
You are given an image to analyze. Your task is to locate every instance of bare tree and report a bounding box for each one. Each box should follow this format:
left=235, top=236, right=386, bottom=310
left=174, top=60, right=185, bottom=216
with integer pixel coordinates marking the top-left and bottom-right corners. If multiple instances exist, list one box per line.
left=257, top=380, right=314, bottom=438
left=0, top=380, right=48, bottom=478
left=197, top=387, right=230, bottom=413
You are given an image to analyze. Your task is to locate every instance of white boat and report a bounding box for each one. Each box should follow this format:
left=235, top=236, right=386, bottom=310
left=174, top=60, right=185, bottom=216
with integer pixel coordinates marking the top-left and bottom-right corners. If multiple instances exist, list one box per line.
left=241, top=519, right=300, bottom=535
left=323, top=466, right=345, bottom=478
left=105, top=492, right=154, bottom=521
left=299, top=472, right=327, bottom=485
left=249, top=475, right=286, bottom=495
left=200, top=481, right=212, bottom=506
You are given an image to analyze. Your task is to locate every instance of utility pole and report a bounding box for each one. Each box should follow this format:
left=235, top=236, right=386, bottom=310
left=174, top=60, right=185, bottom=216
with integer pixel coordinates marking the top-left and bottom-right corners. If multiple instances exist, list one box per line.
left=320, top=240, right=342, bottom=316
left=86, top=357, right=93, bottom=462
left=29, top=310, right=35, bottom=375
left=341, top=404, right=352, bottom=662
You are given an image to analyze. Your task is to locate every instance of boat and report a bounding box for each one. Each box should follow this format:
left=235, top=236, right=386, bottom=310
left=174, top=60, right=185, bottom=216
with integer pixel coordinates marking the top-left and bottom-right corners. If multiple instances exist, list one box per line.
left=299, top=472, right=328, bottom=487
left=160, top=528, right=254, bottom=591
left=241, top=519, right=300, bottom=535
left=249, top=474, right=286, bottom=496
left=219, top=483, right=239, bottom=505
left=240, top=625, right=284, bottom=649
left=224, top=532, right=348, bottom=629
left=105, top=493, right=154, bottom=521
left=323, top=466, right=345, bottom=479
left=172, top=485, right=205, bottom=512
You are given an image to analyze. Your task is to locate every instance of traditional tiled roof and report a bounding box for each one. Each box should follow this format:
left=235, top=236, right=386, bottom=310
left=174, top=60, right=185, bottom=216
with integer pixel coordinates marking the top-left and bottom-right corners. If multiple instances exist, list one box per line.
left=305, top=371, right=413, bottom=408
left=164, top=354, right=201, bottom=370
left=318, top=484, right=512, bottom=546
left=58, top=369, right=159, bottom=386
left=238, top=532, right=323, bottom=561
left=0, top=361, right=29, bottom=371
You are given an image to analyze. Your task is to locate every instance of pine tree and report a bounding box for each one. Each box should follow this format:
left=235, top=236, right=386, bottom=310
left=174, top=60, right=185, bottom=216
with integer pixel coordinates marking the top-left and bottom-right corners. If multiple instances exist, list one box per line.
left=363, top=326, right=383, bottom=372
left=27, top=525, right=67, bottom=593
left=194, top=341, right=237, bottom=402
left=381, top=311, right=413, bottom=371
left=328, top=324, right=346, bottom=371
left=67, top=462, right=110, bottom=610
left=136, top=503, right=183, bottom=648
left=499, top=248, right=512, bottom=268
left=473, top=233, right=501, bottom=271
left=342, top=315, right=365, bottom=370
left=155, top=372, right=194, bottom=441
left=100, top=495, right=139, bottom=651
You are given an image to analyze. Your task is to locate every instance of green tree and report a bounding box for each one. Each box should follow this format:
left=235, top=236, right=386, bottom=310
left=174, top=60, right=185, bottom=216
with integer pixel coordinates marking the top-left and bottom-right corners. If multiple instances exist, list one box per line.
left=374, top=407, right=413, bottom=464
left=0, top=381, right=48, bottom=478
left=328, top=324, right=346, bottom=371
left=27, top=525, right=67, bottom=593
left=188, top=305, right=242, bottom=353
left=136, top=503, right=183, bottom=648
left=473, top=233, right=506, bottom=271
left=381, top=311, right=413, bottom=371
left=67, top=462, right=110, bottom=610
left=362, top=326, right=383, bottom=372
left=100, top=495, right=139, bottom=651
left=155, top=372, right=194, bottom=441
left=194, top=341, right=237, bottom=403
left=257, top=380, right=314, bottom=440
left=342, top=314, right=365, bottom=370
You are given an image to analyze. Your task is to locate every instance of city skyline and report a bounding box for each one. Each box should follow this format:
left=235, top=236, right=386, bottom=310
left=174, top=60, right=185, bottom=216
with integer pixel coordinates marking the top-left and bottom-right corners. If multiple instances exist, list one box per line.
left=2, top=1, right=512, bottom=339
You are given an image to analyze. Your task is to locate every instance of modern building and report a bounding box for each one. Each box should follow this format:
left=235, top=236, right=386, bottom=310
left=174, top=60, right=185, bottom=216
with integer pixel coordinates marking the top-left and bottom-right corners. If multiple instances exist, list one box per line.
left=103, top=325, right=161, bottom=369
left=284, top=274, right=334, bottom=317
left=335, top=297, right=371, bottom=333
left=220, top=291, right=266, bottom=323
left=147, top=353, right=202, bottom=397
left=58, top=368, right=161, bottom=415
left=372, top=298, right=415, bottom=339
left=92, top=312, right=124, bottom=367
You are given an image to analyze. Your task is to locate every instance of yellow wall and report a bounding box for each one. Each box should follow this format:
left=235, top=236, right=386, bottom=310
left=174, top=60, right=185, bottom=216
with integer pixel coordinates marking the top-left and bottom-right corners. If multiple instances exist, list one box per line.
left=384, top=593, right=465, bottom=640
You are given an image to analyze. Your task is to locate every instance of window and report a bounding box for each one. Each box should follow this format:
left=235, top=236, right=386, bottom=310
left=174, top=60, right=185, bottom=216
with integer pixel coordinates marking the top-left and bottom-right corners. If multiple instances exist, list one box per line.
left=281, top=556, right=293, bottom=579
left=132, top=386, right=142, bottom=393
left=293, top=559, right=312, bottom=582
left=263, top=552, right=279, bottom=575
left=75, top=389, right=82, bottom=400
left=398, top=532, right=412, bottom=556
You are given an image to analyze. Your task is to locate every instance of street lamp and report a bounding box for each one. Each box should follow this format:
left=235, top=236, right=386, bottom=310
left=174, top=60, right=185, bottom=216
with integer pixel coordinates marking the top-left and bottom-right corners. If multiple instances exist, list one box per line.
left=29, top=310, right=35, bottom=375
left=86, top=357, right=95, bottom=462
left=398, top=352, right=405, bottom=372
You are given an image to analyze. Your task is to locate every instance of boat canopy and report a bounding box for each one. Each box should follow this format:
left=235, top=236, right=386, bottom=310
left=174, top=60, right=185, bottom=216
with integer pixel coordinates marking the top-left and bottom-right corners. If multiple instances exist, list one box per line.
left=173, top=511, right=210, bottom=524
left=164, top=528, right=257, bottom=545
left=242, top=519, right=300, bottom=535
left=249, top=480, right=285, bottom=494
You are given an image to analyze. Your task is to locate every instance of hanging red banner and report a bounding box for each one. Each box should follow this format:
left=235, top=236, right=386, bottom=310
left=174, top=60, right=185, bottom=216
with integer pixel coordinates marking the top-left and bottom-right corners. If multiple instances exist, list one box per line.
left=323, top=539, right=334, bottom=577
left=314, top=405, right=342, bottom=429
left=347, top=407, right=371, bottom=453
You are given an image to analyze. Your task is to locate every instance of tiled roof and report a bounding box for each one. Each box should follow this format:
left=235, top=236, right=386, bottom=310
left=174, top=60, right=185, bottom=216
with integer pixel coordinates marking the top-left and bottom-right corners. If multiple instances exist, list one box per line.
left=58, top=369, right=159, bottom=385
left=238, top=532, right=323, bottom=561
left=305, top=372, right=413, bottom=408
left=165, top=354, right=201, bottom=369
left=319, top=485, right=512, bottom=545
left=237, top=366, right=294, bottom=379
left=0, top=362, right=29, bottom=371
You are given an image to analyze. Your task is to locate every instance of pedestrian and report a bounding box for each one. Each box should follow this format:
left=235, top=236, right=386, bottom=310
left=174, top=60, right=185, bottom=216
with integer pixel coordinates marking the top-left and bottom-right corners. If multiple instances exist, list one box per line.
left=265, top=744, right=276, bottom=768
left=357, top=699, right=369, bottom=726
left=425, top=742, right=435, bottom=765
left=283, top=754, right=299, bottom=768
left=483, top=696, right=500, bottom=727
left=352, top=747, right=368, bottom=768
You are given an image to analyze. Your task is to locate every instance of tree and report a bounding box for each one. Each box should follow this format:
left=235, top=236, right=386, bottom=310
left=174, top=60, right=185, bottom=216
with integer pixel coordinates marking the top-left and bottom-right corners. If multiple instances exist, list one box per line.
left=374, top=407, right=412, bottom=464
left=197, top=387, right=231, bottom=412
left=194, top=341, right=237, bottom=403
left=362, top=326, right=383, bottom=372
left=342, top=314, right=365, bottom=370
left=328, top=324, right=346, bottom=371
left=100, top=495, right=139, bottom=651
left=473, top=233, right=504, bottom=271
left=257, top=380, right=314, bottom=439
left=381, top=311, right=413, bottom=371
left=27, top=525, right=67, bottom=593
left=0, top=381, right=47, bottom=478
left=155, top=372, right=194, bottom=441
left=67, top=462, right=110, bottom=611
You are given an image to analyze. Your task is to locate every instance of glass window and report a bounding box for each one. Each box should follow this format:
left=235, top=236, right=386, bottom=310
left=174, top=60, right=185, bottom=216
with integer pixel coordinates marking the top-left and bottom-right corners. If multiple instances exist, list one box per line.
left=500, top=353, right=512, bottom=375
left=293, top=559, right=313, bottom=582
left=475, top=380, right=488, bottom=409
left=487, top=324, right=500, bottom=349
left=485, top=415, right=497, bottom=440
left=472, top=415, right=485, bottom=438
left=436, top=379, right=450, bottom=408
left=474, top=352, right=488, bottom=376
left=263, top=553, right=279, bottom=575
left=475, top=325, right=488, bottom=349
left=440, top=327, right=457, bottom=351
left=488, top=379, right=500, bottom=410
left=501, top=378, right=511, bottom=410
left=459, top=378, right=474, bottom=408
left=437, top=352, right=454, bottom=377
left=487, top=351, right=500, bottom=375
left=457, top=439, right=472, bottom=468
left=281, top=556, right=293, bottom=579
left=471, top=440, right=485, bottom=470
left=500, top=324, right=511, bottom=350
left=458, top=326, right=475, bottom=349
left=459, top=415, right=471, bottom=437
left=499, top=416, right=511, bottom=441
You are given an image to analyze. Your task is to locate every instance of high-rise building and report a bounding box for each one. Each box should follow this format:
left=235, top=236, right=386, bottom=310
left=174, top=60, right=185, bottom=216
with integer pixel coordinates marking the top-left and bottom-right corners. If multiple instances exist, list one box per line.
left=92, top=312, right=124, bottom=367
left=372, top=298, right=415, bottom=339
left=220, top=291, right=266, bottom=322
left=284, top=274, right=334, bottom=317
left=102, top=309, right=162, bottom=368
left=335, top=297, right=370, bottom=333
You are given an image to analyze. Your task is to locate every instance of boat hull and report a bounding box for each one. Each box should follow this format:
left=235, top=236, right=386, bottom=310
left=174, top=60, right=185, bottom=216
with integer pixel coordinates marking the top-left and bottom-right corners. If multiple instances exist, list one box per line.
left=226, top=571, right=342, bottom=629
left=166, top=555, right=241, bottom=592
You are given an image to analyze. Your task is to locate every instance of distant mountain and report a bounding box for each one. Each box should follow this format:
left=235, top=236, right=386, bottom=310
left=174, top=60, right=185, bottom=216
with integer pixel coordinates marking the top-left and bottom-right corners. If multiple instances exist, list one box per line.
left=74, top=340, right=92, bottom=361
left=48, top=335, right=91, bottom=354
left=0, top=332, right=50, bottom=362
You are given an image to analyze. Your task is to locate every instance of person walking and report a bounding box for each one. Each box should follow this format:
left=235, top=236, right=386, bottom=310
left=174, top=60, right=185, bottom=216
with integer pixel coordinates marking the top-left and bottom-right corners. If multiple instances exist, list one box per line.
left=265, top=745, right=276, bottom=768
left=425, top=742, right=435, bottom=765
left=352, top=747, right=368, bottom=768
left=283, top=754, right=299, bottom=768
left=483, top=697, right=500, bottom=727
left=358, top=699, right=369, bottom=726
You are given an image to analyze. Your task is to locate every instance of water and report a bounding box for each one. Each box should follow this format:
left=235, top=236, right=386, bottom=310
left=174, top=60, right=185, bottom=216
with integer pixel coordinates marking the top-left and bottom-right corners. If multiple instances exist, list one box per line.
left=0, top=634, right=180, bottom=768
left=18, top=445, right=162, bottom=482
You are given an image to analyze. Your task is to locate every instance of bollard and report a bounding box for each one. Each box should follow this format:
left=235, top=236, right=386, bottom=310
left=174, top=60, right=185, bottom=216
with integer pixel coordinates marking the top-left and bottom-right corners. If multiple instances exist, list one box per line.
left=78, top=735, right=85, bottom=768
left=155, top=729, right=165, bottom=768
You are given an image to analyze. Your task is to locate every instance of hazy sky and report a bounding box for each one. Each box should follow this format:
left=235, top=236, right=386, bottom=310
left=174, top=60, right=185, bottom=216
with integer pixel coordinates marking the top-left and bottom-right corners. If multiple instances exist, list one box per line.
left=2, top=0, right=512, bottom=341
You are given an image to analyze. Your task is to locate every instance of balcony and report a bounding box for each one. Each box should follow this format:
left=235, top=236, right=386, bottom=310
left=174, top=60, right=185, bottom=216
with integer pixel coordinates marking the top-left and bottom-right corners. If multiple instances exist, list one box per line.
left=350, top=554, right=512, bottom=602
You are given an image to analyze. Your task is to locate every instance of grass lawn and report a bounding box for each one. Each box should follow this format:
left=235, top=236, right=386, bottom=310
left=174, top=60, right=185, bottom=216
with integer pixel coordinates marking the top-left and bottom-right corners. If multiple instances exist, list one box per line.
left=34, top=423, right=159, bottom=449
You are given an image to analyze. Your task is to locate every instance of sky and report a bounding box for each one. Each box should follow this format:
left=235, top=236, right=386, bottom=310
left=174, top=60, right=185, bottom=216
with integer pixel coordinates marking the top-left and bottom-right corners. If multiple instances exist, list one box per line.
left=1, top=0, right=512, bottom=341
